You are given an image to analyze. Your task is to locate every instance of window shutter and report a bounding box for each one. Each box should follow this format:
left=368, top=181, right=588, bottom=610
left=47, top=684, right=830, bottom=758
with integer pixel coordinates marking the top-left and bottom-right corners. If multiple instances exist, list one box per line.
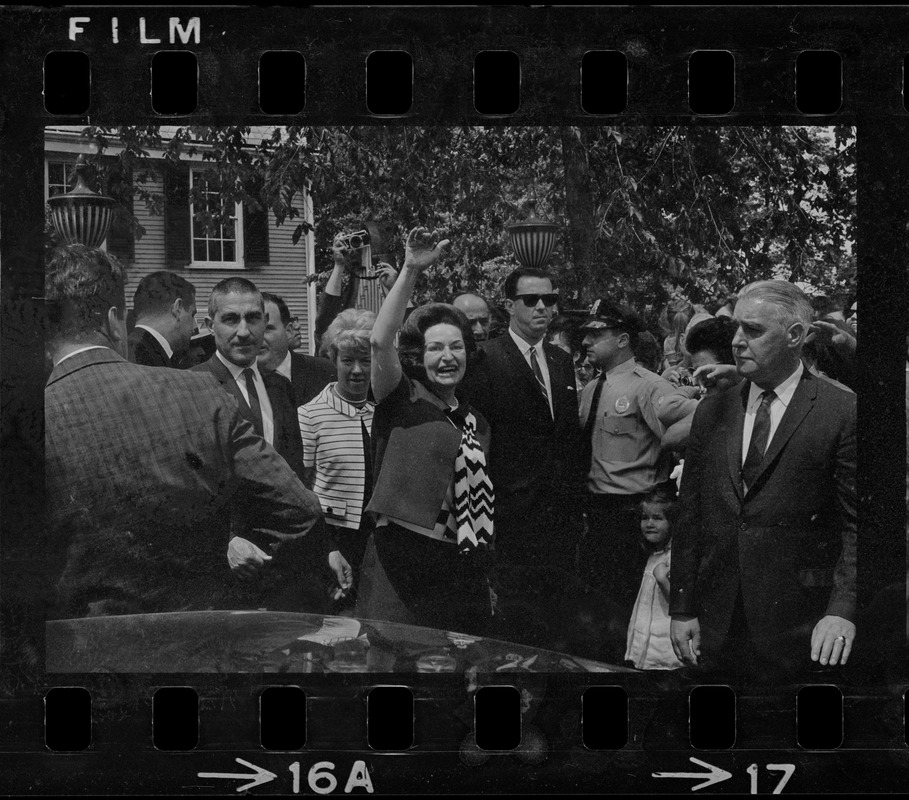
left=164, top=166, right=192, bottom=269
left=243, top=180, right=269, bottom=268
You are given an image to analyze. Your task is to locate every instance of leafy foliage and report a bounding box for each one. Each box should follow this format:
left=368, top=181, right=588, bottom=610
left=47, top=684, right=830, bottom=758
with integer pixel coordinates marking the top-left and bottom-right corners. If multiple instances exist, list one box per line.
left=78, top=124, right=855, bottom=317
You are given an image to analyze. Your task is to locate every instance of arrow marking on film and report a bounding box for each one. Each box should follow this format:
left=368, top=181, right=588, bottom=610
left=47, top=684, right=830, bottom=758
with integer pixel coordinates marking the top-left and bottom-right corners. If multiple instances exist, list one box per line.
left=652, top=757, right=733, bottom=791
left=198, top=758, right=278, bottom=792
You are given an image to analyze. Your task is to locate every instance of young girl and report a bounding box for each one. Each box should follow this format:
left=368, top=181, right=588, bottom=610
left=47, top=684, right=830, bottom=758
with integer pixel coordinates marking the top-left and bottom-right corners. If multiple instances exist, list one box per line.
left=624, top=488, right=684, bottom=670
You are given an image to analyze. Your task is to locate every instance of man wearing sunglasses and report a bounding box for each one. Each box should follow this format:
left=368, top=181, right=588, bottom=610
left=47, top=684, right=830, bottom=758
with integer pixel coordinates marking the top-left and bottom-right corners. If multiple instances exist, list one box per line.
left=463, top=268, right=585, bottom=592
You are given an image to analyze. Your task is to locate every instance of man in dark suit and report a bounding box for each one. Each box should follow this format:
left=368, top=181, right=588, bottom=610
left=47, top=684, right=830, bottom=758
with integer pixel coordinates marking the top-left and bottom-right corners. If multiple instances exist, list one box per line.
left=669, top=280, right=856, bottom=679
left=127, top=270, right=197, bottom=368
left=258, top=291, right=336, bottom=408
left=193, top=277, right=350, bottom=609
left=193, top=278, right=308, bottom=480
left=44, top=245, right=329, bottom=618
left=463, top=267, right=585, bottom=574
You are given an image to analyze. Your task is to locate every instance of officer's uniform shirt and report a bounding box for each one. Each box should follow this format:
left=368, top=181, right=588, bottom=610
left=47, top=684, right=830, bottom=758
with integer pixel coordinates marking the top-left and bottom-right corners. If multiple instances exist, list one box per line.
left=579, top=356, right=673, bottom=495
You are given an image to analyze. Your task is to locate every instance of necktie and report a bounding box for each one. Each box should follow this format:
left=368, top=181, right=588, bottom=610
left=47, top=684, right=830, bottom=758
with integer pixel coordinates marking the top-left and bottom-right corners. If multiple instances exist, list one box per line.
left=581, top=375, right=606, bottom=469
left=742, top=389, right=776, bottom=491
left=529, top=347, right=551, bottom=414
left=242, top=368, right=264, bottom=437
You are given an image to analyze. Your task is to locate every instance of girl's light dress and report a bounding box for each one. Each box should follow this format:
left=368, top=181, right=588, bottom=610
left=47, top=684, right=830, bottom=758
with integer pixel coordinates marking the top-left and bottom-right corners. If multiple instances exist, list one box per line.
left=625, top=546, right=683, bottom=670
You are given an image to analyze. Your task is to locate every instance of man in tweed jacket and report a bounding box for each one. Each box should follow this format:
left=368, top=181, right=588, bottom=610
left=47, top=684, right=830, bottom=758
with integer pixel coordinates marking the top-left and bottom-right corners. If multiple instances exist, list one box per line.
left=44, top=245, right=325, bottom=618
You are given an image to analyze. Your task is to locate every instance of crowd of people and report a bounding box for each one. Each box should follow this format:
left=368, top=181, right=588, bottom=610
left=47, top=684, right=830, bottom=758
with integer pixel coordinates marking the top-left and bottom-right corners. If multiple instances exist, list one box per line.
left=44, top=228, right=859, bottom=680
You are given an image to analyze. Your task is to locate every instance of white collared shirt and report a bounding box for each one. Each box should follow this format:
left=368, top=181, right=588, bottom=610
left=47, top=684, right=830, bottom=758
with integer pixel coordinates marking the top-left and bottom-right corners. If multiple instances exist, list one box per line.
left=509, top=327, right=553, bottom=417
left=275, top=350, right=293, bottom=383
left=53, top=345, right=110, bottom=368
left=741, top=361, right=804, bottom=464
left=134, top=324, right=173, bottom=360
left=215, top=351, right=275, bottom=445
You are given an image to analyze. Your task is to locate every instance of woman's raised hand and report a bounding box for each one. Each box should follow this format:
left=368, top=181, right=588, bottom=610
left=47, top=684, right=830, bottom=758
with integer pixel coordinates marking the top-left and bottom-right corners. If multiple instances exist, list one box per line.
left=403, top=227, right=450, bottom=274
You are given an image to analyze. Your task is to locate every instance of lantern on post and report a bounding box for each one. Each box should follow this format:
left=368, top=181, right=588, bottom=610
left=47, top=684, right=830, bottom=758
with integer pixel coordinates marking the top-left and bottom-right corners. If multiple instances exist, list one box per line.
left=47, top=155, right=115, bottom=247
left=505, top=201, right=560, bottom=271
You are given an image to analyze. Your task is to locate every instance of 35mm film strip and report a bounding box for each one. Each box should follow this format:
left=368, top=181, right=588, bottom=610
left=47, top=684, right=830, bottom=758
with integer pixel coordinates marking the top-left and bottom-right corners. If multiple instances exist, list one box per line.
left=0, top=5, right=906, bottom=796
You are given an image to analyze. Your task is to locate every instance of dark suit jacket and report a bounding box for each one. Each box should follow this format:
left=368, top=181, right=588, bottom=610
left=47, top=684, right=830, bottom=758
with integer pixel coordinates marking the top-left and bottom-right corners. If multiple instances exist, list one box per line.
left=45, top=348, right=322, bottom=618
left=669, top=369, right=857, bottom=657
left=192, top=355, right=306, bottom=481
left=461, top=333, right=584, bottom=515
left=290, top=351, right=336, bottom=408
left=127, top=326, right=171, bottom=368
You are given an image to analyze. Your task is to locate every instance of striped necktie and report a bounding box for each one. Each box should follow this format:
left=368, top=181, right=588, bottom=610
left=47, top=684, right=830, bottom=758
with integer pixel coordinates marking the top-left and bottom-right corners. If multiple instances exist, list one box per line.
left=742, top=389, right=775, bottom=491
left=529, top=347, right=551, bottom=414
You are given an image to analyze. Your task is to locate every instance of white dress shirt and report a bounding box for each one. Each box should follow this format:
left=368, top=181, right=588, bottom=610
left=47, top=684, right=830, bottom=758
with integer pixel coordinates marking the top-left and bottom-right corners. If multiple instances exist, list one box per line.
left=134, top=323, right=173, bottom=360
left=215, top=351, right=275, bottom=445
left=741, top=361, right=804, bottom=464
left=275, top=350, right=293, bottom=382
left=54, top=345, right=109, bottom=367
left=509, top=327, right=553, bottom=417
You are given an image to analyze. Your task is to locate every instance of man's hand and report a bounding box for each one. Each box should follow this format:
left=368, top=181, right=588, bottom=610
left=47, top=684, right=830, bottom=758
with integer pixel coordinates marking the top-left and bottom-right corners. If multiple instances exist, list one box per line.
left=692, top=363, right=738, bottom=391
left=809, top=320, right=857, bottom=357
left=661, top=366, right=685, bottom=387
left=810, top=615, right=855, bottom=666
left=328, top=550, right=353, bottom=601
left=227, top=536, right=272, bottom=580
left=375, top=262, right=399, bottom=293
left=402, top=227, right=450, bottom=274
left=670, top=615, right=701, bottom=666
left=331, top=235, right=354, bottom=270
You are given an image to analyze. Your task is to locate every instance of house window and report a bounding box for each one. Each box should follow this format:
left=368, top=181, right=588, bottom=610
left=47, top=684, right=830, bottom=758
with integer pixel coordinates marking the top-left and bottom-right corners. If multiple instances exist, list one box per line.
left=46, top=159, right=75, bottom=199
left=189, top=170, right=244, bottom=267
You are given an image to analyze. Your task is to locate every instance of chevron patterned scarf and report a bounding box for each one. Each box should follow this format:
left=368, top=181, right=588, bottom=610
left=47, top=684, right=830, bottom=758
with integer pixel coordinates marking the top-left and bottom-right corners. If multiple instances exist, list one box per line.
left=446, top=406, right=495, bottom=555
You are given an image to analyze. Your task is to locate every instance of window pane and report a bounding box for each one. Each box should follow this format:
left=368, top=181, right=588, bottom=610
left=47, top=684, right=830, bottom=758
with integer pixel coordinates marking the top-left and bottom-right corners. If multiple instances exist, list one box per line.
left=193, top=240, right=207, bottom=262
left=48, top=162, right=70, bottom=196
left=223, top=240, right=235, bottom=262
left=209, top=241, right=222, bottom=261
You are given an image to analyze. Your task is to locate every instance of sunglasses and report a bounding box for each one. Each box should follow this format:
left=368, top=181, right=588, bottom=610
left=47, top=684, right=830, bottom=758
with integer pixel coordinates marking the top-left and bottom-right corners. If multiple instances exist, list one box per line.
left=514, top=293, right=559, bottom=307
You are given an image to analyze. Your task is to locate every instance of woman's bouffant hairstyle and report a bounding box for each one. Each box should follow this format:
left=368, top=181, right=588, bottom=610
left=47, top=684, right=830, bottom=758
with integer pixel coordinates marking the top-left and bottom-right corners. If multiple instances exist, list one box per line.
left=397, top=302, right=476, bottom=384
left=685, top=317, right=738, bottom=365
left=321, top=308, right=376, bottom=361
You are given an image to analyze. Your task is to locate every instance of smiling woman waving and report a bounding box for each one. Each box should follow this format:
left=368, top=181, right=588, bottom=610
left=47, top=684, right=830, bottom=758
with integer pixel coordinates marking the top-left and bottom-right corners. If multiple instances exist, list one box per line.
left=356, top=227, right=496, bottom=635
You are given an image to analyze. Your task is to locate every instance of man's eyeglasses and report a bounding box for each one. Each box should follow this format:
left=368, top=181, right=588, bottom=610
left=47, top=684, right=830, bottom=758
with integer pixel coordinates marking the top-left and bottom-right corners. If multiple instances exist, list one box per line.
left=514, top=293, right=559, bottom=308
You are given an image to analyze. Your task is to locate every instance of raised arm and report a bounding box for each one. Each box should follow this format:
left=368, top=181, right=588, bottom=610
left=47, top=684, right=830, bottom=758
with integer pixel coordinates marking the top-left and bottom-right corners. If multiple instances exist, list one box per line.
left=315, top=235, right=355, bottom=351
left=370, top=227, right=449, bottom=402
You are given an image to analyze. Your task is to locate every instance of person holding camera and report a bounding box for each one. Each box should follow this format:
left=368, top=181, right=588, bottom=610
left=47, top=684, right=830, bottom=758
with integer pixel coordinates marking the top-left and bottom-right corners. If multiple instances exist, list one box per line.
left=314, top=232, right=399, bottom=355
left=657, top=317, right=740, bottom=454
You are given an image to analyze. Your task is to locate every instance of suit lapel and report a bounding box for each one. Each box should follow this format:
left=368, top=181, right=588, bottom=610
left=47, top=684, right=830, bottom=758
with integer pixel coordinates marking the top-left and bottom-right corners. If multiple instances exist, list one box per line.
left=726, top=383, right=748, bottom=502
left=500, top=334, right=551, bottom=417
left=264, top=373, right=285, bottom=445
left=205, top=356, right=255, bottom=421
left=290, top=352, right=305, bottom=404
left=749, top=371, right=816, bottom=491
left=543, top=342, right=570, bottom=419
left=145, top=330, right=171, bottom=367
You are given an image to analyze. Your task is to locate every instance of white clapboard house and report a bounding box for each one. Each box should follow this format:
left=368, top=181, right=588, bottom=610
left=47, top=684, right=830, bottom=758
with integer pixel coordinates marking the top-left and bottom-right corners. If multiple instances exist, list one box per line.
left=44, top=126, right=328, bottom=352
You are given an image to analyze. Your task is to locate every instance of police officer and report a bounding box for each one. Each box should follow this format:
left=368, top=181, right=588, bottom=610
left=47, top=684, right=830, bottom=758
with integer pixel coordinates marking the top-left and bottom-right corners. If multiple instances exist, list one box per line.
left=578, top=299, right=674, bottom=612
